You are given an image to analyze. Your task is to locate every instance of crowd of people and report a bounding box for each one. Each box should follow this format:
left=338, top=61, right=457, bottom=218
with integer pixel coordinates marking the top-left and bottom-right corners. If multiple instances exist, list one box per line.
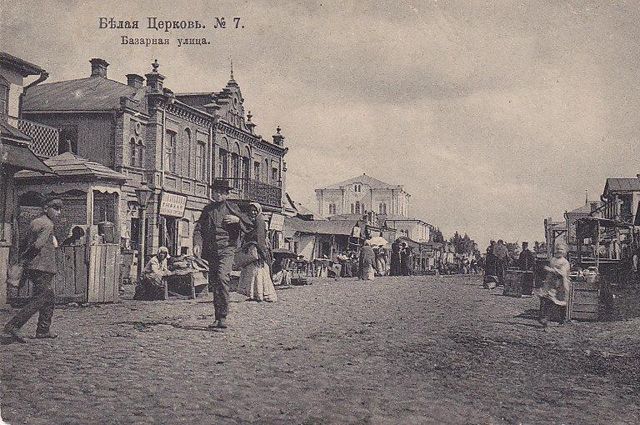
left=482, top=240, right=535, bottom=288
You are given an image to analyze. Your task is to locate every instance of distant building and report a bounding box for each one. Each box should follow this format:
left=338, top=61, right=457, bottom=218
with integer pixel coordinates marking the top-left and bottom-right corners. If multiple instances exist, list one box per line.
left=316, top=174, right=432, bottom=243
left=315, top=173, right=410, bottom=218
left=601, top=177, right=640, bottom=224
left=565, top=199, right=602, bottom=251
left=382, top=216, right=431, bottom=243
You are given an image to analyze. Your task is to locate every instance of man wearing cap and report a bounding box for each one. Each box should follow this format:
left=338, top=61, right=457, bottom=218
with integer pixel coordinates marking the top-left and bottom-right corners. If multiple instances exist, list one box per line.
left=193, top=179, right=252, bottom=329
left=2, top=196, right=62, bottom=342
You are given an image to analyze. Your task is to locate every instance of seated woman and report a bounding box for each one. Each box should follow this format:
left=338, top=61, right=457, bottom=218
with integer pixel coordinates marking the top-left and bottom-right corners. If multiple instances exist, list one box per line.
left=134, top=246, right=173, bottom=300
left=239, top=203, right=277, bottom=302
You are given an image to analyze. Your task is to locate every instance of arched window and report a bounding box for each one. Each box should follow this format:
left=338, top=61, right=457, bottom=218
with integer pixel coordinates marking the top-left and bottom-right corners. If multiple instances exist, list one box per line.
left=355, top=201, right=361, bottom=214
left=350, top=203, right=354, bottom=214
left=264, top=159, right=269, bottom=183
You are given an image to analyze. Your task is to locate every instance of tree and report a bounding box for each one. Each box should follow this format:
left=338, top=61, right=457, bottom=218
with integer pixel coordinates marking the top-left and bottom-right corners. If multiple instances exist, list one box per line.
left=431, top=227, right=444, bottom=243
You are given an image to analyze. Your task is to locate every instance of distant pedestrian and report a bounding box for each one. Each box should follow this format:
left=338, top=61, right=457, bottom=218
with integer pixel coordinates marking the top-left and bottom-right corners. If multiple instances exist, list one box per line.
left=493, top=240, right=508, bottom=285
left=390, top=239, right=401, bottom=276
left=518, top=242, right=535, bottom=271
left=483, top=241, right=498, bottom=288
left=400, top=243, right=411, bottom=276
left=359, top=241, right=376, bottom=281
left=2, top=196, right=63, bottom=342
left=193, top=179, right=252, bottom=329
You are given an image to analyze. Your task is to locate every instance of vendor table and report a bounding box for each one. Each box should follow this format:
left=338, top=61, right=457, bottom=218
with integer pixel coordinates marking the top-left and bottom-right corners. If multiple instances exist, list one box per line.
left=163, top=269, right=208, bottom=300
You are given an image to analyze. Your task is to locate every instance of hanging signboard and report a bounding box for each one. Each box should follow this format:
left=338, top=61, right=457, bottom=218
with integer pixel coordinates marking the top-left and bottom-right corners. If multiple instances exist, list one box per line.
left=159, top=192, right=187, bottom=217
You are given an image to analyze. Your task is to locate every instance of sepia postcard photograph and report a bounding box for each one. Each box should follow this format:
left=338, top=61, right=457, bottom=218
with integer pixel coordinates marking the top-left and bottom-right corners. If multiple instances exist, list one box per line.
left=1, top=1, right=639, bottom=424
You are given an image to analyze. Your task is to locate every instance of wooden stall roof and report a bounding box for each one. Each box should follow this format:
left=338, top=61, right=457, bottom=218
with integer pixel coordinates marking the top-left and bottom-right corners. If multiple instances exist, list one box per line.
left=14, top=152, right=128, bottom=182
left=283, top=216, right=359, bottom=237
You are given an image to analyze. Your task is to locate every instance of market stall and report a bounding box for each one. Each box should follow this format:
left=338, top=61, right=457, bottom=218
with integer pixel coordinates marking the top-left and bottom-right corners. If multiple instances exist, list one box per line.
left=570, top=217, right=639, bottom=320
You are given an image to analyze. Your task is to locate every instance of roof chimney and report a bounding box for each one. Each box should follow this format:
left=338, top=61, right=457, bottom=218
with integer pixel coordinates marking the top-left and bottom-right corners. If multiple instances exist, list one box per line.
left=90, top=58, right=109, bottom=78
left=126, top=74, right=144, bottom=88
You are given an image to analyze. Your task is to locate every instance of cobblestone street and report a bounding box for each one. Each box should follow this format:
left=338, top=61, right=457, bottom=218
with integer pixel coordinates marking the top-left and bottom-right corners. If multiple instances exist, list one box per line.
left=2, top=276, right=640, bottom=424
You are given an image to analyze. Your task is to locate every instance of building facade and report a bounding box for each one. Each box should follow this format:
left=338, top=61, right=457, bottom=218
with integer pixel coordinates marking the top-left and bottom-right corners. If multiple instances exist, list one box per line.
left=600, top=177, right=640, bottom=224
left=383, top=217, right=431, bottom=243
left=22, top=58, right=289, bottom=262
left=315, top=173, right=410, bottom=218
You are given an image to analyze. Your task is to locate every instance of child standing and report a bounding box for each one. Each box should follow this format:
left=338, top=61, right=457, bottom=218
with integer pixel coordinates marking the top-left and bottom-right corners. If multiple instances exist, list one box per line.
left=537, top=243, right=571, bottom=329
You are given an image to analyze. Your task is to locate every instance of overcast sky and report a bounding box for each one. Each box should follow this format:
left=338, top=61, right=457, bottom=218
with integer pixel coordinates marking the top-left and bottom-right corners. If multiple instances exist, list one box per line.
left=4, top=0, right=640, bottom=248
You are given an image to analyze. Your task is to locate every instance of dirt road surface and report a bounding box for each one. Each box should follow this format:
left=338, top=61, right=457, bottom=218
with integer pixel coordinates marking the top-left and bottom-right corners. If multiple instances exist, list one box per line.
left=1, top=275, right=639, bottom=424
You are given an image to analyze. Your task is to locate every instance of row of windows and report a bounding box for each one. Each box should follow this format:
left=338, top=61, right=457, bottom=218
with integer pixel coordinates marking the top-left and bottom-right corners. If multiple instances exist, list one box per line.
left=218, top=148, right=279, bottom=184
left=164, top=129, right=207, bottom=180
left=327, top=202, right=387, bottom=215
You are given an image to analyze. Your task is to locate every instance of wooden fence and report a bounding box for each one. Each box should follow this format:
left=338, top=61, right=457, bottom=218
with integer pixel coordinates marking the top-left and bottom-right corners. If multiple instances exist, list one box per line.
left=10, top=243, right=119, bottom=305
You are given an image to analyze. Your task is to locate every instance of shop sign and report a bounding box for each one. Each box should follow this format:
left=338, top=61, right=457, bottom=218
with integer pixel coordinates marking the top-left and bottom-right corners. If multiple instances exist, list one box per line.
left=352, top=225, right=361, bottom=238
left=160, top=192, right=187, bottom=217
left=269, top=213, right=285, bottom=231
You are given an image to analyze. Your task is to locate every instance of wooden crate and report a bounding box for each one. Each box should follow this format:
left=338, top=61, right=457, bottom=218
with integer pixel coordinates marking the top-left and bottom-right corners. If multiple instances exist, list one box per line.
left=503, top=270, right=533, bottom=297
left=569, top=285, right=599, bottom=321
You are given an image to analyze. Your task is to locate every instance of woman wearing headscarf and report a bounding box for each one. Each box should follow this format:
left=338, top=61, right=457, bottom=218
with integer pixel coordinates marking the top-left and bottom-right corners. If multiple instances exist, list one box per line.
left=239, top=203, right=277, bottom=302
left=134, top=246, right=173, bottom=300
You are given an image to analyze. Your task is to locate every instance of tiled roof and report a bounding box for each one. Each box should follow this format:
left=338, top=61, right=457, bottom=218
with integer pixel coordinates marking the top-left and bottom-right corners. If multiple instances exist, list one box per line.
left=319, top=173, right=401, bottom=190
left=22, top=77, right=141, bottom=112
left=15, top=152, right=128, bottom=181
left=605, top=178, right=640, bottom=192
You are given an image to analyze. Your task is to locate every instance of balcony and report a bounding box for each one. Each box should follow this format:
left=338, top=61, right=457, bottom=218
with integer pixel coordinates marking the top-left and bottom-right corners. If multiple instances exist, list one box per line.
left=221, top=177, right=282, bottom=208
left=17, top=119, right=59, bottom=159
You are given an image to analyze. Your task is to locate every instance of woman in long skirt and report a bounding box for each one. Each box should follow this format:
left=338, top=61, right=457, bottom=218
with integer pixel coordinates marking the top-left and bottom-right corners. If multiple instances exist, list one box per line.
left=239, top=203, right=277, bottom=302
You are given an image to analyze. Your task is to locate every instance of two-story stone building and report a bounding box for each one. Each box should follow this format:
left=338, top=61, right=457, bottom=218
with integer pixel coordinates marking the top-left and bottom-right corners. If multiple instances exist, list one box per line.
left=316, top=173, right=410, bottom=218
left=315, top=174, right=432, bottom=243
left=22, top=58, right=289, bottom=261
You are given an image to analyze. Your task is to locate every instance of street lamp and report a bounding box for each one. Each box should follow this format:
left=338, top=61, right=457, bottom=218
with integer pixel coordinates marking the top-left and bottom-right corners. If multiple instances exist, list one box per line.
left=135, top=180, right=152, bottom=282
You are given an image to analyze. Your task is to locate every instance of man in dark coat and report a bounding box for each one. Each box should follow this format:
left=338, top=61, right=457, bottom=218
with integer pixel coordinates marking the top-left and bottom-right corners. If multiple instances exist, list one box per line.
left=400, top=242, right=412, bottom=276
left=2, top=196, right=62, bottom=342
left=518, top=242, right=536, bottom=295
left=390, top=239, right=401, bottom=276
left=193, top=179, right=252, bottom=329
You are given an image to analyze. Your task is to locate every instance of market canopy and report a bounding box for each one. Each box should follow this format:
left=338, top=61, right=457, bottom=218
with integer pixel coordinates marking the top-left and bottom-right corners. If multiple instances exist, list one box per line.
left=283, top=216, right=360, bottom=238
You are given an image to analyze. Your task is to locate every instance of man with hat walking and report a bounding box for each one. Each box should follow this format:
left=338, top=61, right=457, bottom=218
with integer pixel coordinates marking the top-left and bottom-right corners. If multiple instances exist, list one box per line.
left=2, top=196, right=63, bottom=342
left=193, top=179, right=252, bottom=329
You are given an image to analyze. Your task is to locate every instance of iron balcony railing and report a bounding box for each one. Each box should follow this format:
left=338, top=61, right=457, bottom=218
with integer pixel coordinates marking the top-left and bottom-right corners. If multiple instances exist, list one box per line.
left=17, top=119, right=60, bottom=158
left=221, top=177, right=282, bottom=207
